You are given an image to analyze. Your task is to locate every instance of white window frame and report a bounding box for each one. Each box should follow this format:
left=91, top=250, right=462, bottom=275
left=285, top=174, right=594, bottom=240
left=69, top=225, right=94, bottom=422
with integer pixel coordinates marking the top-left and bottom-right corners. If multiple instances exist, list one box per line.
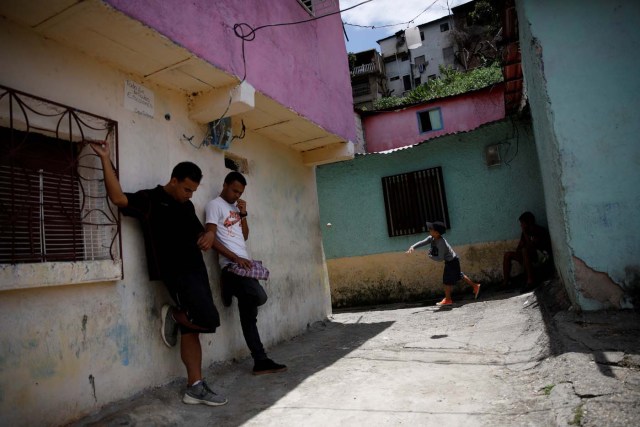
left=417, top=107, right=444, bottom=133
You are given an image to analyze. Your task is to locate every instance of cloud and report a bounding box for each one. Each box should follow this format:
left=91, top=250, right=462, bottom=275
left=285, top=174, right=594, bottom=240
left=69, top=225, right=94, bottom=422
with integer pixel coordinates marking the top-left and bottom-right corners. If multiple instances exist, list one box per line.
left=340, top=0, right=472, bottom=27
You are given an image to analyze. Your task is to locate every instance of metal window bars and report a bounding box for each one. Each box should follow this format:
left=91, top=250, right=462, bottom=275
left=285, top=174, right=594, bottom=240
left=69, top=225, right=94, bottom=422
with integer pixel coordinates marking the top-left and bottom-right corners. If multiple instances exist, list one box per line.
left=381, top=166, right=450, bottom=237
left=0, top=85, right=121, bottom=264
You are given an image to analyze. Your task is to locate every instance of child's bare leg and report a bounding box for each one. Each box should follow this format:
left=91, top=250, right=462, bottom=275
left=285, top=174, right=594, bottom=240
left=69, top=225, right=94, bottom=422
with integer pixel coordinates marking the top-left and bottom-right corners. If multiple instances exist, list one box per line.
left=444, top=284, right=453, bottom=301
left=436, top=285, right=454, bottom=306
left=462, top=274, right=481, bottom=299
left=462, top=274, right=479, bottom=287
left=521, top=248, right=535, bottom=285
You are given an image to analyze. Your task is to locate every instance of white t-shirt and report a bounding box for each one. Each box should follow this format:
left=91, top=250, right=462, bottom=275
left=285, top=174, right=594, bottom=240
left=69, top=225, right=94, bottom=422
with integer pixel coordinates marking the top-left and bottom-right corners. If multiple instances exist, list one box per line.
left=205, top=196, right=249, bottom=268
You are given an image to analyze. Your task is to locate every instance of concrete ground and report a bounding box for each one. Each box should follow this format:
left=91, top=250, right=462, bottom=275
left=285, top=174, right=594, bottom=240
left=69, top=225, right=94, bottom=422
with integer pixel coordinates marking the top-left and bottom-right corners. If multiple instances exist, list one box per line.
left=70, top=283, right=640, bottom=427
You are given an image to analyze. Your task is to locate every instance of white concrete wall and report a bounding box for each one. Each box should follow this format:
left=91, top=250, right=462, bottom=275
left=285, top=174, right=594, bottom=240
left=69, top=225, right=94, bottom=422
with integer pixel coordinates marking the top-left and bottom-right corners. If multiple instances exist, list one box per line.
left=517, top=0, right=640, bottom=309
left=379, top=18, right=455, bottom=96
left=0, top=18, right=331, bottom=426
left=384, top=58, right=410, bottom=96
left=378, top=37, right=408, bottom=95
left=414, top=18, right=456, bottom=78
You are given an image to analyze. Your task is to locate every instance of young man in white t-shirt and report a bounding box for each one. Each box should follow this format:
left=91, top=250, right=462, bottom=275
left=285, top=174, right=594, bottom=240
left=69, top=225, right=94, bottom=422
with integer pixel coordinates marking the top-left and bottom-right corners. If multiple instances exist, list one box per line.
left=204, top=171, right=287, bottom=375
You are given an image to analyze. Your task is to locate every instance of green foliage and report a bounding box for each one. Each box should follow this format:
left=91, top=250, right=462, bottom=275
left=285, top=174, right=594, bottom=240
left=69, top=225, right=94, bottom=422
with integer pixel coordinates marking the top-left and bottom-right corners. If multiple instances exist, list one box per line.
left=569, top=404, right=584, bottom=425
left=541, top=384, right=555, bottom=396
left=469, top=0, right=501, bottom=27
left=372, top=63, right=503, bottom=111
left=348, top=52, right=357, bottom=70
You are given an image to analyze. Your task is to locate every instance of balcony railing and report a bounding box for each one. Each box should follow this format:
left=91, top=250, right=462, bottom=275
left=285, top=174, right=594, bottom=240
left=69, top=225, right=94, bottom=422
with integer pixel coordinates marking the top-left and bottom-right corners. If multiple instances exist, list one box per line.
left=351, top=62, right=380, bottom=76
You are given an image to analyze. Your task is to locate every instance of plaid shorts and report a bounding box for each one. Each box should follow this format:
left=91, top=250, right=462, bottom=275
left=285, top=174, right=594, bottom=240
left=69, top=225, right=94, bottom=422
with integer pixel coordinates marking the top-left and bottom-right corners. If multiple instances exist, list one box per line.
left=226, top=260, right=270, bottom=280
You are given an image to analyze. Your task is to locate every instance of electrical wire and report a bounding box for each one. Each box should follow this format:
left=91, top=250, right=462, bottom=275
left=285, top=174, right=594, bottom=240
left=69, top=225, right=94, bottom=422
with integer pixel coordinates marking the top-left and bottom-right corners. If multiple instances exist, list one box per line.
left=343, top=0, right=441, bottom=30
left=193, top=1, right=376, bottom=150
left=189, top=0, right=373, bottom=150
left=501, top=115, right=519, bottom=166
left=233, top=0, right=373, bottom=83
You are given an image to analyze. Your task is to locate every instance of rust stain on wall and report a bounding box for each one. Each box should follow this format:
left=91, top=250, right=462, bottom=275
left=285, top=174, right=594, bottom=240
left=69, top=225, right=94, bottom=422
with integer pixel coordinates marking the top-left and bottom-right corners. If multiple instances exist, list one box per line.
left=88, top=374, right=97, bottom=403
left=327, top=241, right=516, bottom=307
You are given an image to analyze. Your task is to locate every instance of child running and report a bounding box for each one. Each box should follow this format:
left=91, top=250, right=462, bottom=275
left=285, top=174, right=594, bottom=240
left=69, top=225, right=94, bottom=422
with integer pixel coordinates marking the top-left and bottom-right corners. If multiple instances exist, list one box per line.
left=406, top=221, right=481, bottom=306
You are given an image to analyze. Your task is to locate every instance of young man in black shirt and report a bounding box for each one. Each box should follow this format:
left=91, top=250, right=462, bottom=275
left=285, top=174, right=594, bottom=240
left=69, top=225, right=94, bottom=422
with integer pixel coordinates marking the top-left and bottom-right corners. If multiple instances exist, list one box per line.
left=91, top=141, right=226, bottom=406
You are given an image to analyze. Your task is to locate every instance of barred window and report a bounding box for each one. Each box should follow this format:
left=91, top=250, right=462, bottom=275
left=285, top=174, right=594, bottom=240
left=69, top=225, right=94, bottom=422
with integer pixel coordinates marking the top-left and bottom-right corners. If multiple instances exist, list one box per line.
left=0, top=128, right=86, bottom=262
left=297, top=0, right=315, bottom=15
left=352, top=81, right=371, bottom=97
left=381, top=166, right=450, bottom=237
left=0, top=86, right=121, bottom=285
left=297, top=0, right=334, bottom=16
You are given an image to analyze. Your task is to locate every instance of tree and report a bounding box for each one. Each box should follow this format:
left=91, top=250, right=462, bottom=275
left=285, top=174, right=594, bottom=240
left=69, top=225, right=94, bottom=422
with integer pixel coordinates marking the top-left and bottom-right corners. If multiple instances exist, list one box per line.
left=450, top=0, right=503, bottom=71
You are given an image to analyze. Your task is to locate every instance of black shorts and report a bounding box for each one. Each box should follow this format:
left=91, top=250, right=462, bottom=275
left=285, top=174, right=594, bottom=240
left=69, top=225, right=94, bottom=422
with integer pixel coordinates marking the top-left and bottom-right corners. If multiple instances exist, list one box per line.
left=443, top=257, right=464, bottom=285
left=164, top=267, right=220, bottom=334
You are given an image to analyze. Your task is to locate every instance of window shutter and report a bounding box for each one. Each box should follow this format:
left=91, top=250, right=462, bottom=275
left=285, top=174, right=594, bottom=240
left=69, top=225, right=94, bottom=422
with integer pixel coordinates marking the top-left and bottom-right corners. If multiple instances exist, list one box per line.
left=0, top=131, right=84, bottom=263
left=381, top=166, right=450, bottom=237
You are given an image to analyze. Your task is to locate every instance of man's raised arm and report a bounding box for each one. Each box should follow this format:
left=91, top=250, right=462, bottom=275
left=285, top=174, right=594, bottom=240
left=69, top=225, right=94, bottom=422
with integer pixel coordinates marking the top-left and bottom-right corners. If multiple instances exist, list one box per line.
left=89, top=140, right=128, bottom=208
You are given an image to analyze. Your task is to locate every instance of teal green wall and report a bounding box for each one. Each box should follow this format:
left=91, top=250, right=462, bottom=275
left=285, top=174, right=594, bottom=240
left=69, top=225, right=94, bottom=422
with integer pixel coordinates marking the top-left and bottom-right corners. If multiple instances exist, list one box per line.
left=317, top=118, right=545, bottom=259
left=518, top=0, right=640, bottom=309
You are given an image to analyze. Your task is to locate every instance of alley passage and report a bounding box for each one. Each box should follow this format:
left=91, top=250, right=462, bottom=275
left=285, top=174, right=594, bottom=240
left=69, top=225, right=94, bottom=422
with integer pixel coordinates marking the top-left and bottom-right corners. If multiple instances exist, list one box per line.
left=73, top=290, right=639, bottom=426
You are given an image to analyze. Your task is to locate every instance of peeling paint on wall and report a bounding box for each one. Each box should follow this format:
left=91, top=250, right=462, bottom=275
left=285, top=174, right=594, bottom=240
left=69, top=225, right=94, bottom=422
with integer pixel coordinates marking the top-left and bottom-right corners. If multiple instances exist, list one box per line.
left=107, top=324, right=131, bottom=366
left=573, top=257, right=631, bottom=309
left=518, top=0, right=640, bottom=311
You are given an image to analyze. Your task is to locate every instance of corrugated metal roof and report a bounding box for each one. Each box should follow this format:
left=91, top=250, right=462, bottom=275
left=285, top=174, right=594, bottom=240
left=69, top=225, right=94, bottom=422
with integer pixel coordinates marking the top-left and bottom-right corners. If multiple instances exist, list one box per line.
left=356, top=117, right=509, bottom=156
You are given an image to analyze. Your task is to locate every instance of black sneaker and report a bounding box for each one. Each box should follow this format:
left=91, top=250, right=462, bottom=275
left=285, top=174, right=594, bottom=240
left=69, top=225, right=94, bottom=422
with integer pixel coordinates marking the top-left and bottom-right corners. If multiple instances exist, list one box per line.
left=183, top=380, right=228, bottom=406
left=160, top=304, right=178, bottom=348
left=252, top=358, right=287, bottom=375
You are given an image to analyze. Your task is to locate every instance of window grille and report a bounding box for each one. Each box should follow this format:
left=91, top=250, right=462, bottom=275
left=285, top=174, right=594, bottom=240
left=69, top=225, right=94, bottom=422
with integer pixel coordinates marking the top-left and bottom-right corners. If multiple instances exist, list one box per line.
left=297, top=0, right=315, bottom=15
left=381, top=166, right=450, bottom=237
left=297, top=0, right=334, bottom=16
left=352, top=82, right=371, bottom=97
left=0, top=85, right=120, bottom=264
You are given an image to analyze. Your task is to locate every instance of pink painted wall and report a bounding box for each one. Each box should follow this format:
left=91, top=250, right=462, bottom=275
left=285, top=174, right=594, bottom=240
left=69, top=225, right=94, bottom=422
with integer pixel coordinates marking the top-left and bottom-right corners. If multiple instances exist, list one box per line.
left=105, top=0, right=356, bottom=143
left=363, top=85, right=505, bottom=153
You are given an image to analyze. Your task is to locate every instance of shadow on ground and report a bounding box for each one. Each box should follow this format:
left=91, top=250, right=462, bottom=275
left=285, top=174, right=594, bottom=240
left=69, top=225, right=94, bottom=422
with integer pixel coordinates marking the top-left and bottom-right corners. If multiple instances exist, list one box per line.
left=70, top=320, right=395, bottom=427
left=534, top=277, right=640, bottom=376
left=70, top=278, right=640, bottom=427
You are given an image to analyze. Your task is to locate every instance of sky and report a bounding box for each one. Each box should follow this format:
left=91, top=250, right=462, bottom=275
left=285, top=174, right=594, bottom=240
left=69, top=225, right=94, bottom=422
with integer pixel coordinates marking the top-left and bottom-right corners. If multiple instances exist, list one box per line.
left=340, top=0, right=474, bottom=53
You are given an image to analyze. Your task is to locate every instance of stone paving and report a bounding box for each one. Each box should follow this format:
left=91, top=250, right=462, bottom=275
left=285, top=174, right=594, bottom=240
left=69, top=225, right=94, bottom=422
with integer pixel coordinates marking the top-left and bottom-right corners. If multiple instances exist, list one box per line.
left=70, top=283, right=640, bottom=427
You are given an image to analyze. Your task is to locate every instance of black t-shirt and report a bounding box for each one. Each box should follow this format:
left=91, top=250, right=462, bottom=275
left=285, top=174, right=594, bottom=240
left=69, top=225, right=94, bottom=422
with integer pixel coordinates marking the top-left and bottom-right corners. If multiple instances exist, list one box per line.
left=121, top=186, right=205, bottom=281
left=519, top=224, right=552, bottom=254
